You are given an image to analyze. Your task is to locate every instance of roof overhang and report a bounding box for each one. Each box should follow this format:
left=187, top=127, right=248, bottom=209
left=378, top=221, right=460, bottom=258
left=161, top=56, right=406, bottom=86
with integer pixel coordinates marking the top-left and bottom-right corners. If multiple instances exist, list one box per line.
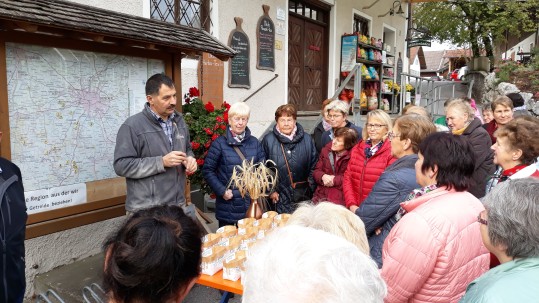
left=0, top=0, right=236, bottom=61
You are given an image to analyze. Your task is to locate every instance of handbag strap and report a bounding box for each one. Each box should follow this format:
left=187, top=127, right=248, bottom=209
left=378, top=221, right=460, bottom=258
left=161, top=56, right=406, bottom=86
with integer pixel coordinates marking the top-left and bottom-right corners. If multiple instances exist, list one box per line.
left=329, top=152, right=336, bottom=174
left=233, top=146, right=246, bottom=161
left=280, top=143, right=297, bottom=188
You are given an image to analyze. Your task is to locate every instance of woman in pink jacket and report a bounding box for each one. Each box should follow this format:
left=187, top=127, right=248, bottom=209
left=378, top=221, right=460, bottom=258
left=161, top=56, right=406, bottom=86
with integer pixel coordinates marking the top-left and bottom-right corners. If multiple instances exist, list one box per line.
left=381, top=132, right=490, bottom=303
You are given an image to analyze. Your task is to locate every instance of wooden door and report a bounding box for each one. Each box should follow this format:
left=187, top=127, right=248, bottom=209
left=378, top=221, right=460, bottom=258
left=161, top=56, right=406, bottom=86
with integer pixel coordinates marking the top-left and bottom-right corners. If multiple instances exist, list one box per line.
left=288, top=15, right=327, bottom=111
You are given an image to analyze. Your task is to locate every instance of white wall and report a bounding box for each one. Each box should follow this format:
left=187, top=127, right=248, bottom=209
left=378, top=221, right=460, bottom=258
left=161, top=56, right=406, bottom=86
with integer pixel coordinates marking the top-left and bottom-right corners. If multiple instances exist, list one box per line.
left=501, top=30, right=538, bottom=60
left=65, top=0, right=144, bottom=16
left=217, top=0, right=288, bottom=138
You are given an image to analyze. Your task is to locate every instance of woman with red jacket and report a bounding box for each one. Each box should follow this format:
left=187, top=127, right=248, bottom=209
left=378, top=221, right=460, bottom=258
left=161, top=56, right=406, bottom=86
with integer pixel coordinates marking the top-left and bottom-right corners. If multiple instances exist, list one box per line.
left=312, top=127, right=359, bottom=205
left=344, top=110, right=396, bottom=209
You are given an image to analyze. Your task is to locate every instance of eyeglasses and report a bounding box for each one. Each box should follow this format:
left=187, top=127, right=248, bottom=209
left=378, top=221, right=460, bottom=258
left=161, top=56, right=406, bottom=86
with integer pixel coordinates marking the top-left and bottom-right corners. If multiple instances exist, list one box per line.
left=232, top=116, right=248, bottom=122
left=477, top=212, right=488, bottom=226
left=366, top=123, right=387, bottom=130
left=388, top=131, right=401, bottom=141
left=328, top=114, right=343, bottom=119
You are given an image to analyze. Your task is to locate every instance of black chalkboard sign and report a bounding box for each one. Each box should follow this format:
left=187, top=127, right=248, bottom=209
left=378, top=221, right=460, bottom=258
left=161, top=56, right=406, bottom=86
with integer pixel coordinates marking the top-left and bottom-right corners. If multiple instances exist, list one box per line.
left=256, top=5, right=275, bottom=71
left=228, top=17, right=251, bottom=88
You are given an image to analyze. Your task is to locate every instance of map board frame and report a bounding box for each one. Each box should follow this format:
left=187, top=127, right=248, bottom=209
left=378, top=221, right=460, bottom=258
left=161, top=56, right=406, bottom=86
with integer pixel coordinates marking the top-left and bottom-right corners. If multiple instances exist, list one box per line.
left=0, top=31, right=179, bottom=239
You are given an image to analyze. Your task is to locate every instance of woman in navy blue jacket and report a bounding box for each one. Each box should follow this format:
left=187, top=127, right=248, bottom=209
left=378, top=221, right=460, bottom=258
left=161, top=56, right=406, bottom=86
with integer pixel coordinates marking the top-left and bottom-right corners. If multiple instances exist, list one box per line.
left=262, top=104, right=318, bottom=214
left=350, top=114, right=436, bottom=267
left=202, top=103, right=265, bottom=226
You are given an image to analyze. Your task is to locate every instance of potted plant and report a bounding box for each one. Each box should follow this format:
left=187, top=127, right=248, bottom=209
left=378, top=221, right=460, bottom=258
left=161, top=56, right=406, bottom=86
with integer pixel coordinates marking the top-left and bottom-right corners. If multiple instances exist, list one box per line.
left=182, top=87, right=230, bottom=197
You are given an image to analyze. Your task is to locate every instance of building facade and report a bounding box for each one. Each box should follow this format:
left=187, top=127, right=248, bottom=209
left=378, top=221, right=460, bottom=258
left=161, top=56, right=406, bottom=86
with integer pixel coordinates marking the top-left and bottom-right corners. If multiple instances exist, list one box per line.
left=15, top=0, right=408, bottom=298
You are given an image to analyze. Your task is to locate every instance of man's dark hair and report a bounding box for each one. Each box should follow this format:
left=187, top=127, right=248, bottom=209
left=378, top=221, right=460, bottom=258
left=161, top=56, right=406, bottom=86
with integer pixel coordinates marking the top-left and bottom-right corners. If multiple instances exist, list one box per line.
left=418, top=132, right=474, bottom=191
left=145, top=73, right=175, bottom=96
left=103, top=205, right=202, bottom=303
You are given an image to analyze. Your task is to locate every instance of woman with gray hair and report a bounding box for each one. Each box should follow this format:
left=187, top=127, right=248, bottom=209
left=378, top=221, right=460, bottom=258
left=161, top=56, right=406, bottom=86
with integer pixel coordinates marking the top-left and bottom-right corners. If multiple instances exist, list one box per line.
left=320, top=100, right=362, bottom=148
left=288, top=202, right=370, bottom=254
left=460, top=178, right=539, bottom=302
left=242, top=225, right=387, bottom=303
left=445, top=98, right=495, bottom=198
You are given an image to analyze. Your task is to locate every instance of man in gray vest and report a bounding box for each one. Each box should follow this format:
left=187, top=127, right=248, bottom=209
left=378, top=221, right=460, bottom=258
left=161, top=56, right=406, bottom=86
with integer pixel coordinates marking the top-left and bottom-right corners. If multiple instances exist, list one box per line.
left=114, top=74, right=197, bottom=217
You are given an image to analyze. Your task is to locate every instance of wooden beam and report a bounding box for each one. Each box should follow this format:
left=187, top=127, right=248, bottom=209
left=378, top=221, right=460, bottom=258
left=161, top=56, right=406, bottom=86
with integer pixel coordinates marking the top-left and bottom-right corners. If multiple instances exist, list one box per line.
left=15, top=21, right=38, bottom=33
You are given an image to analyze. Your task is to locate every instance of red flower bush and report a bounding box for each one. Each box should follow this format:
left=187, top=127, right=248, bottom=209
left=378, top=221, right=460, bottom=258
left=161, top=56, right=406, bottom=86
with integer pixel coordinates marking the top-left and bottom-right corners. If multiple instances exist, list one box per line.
left=204, top=102, right=215, bottom=113
left=189, top=87, right=200, bottom=97
left=182, top=87, right=229, bottom=194
left=191, top=141, right=201, bottom=150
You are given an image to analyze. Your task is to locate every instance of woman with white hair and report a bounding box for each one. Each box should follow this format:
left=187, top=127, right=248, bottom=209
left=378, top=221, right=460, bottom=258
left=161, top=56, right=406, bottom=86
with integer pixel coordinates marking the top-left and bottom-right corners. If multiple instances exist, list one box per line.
left=320, top=100, right=362, bottom=148
left=445, top=98, right=495, bottom=198
left=288, top=202, right=369, bottom=254
left=460, top=178, right=539, bottom=302
left=202, top=102, right=266, bottom=226
left=242, top=225, right=386, bottom=303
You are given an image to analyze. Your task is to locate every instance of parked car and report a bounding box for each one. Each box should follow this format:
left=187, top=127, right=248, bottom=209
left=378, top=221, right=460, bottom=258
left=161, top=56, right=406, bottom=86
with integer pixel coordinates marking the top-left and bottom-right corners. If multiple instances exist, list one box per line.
left=430, top=75, right=442, bottom=81
left=457, top=66, right=468, bottom=81
left=450, top=69, right=459, bottom=81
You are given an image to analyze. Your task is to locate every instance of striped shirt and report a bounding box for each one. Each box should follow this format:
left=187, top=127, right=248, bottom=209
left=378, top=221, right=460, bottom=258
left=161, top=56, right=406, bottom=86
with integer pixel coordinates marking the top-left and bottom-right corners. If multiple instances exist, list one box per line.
left=146, top=103, right=176, bottom=149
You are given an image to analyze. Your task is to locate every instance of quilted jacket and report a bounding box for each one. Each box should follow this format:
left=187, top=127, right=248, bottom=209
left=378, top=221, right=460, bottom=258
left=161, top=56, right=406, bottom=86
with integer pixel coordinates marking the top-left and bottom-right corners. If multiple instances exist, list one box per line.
left=202, top=127, right=266, bottom=224
left=343, top=139, right=395, bottom=208
left=354, top=154, right=419, bottom=267
left=261, top=123, right=318, bottom=214
left=311, top=141, right=352, bottom=206
left=461, top=117, right=495, bottom=199
left=381, top=188, right=490, bottom=303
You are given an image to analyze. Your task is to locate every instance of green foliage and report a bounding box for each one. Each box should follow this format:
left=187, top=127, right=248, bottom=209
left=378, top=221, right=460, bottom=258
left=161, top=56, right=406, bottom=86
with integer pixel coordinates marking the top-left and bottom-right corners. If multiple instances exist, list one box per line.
left=414, top=0, right=539, bottom=57
left=496, top=60, right=520, bottom=83
left=182, top=88, right=230, bottom=195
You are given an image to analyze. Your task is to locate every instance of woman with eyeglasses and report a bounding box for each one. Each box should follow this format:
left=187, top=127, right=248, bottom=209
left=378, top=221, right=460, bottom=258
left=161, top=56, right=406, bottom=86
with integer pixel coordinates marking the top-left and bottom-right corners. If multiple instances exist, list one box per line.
left=460, top=178, right=539, bottom=302
left=485, top=116, right=539, bottom=193
left=202, top=102, right=266, bottom=227
left=350, top=114, right=436, bottom=268
left=262, top=104, right=318, bottom=214
left=381, top=132, right=489, bottom=303
left=445, top=98, right=495, bottom=198
left=319, top=100, right=363, bottom=148
left=344, top=109, right=395, bottom=210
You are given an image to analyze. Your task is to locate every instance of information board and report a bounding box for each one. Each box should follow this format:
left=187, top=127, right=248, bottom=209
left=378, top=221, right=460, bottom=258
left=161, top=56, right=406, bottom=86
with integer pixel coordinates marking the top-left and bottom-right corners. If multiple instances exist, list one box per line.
left=256, top=5, right=275, bottom=71
left=5, top=42, right=164, bottom=214
left=228, top=17, right=251, bottom=88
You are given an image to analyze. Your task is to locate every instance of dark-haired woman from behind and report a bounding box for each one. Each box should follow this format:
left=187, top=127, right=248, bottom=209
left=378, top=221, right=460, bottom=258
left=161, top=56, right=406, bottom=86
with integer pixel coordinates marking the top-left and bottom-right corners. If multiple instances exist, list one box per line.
left=381, top=133, right=489, bottom=303
left=103, top=205, right=202, bottom=303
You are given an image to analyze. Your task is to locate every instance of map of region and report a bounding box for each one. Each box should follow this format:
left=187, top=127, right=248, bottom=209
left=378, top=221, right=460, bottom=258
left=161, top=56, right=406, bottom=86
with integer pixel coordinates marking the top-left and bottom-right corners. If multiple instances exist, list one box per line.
left=6, top=43, right=164, bottom=191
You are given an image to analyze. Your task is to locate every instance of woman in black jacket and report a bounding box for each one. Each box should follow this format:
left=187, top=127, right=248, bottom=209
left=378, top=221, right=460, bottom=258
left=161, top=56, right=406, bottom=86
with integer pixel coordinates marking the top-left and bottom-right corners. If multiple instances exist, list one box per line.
left=262, top=104, right=318, bottom=214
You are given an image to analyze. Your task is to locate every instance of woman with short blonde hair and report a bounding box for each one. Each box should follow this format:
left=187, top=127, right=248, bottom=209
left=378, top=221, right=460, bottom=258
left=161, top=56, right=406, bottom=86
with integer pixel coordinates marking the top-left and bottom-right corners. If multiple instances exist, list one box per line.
left=343, top=109, right=396, bottom=209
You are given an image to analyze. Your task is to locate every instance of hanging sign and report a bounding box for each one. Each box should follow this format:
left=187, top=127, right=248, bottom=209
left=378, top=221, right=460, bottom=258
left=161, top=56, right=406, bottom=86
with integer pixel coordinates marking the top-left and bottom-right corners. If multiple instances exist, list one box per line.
left=228, top=17, right=251, bottom=88
left=256, top=5, right=275, bottom=71
left=408, top=38, right=431, bottom=48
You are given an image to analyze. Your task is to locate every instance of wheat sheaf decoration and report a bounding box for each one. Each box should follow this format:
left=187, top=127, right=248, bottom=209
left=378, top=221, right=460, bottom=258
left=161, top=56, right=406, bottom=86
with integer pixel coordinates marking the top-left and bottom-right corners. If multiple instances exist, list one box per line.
left=227, top=159, right=278, bottom=219
left=228, top=159, right=278, bottom=199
